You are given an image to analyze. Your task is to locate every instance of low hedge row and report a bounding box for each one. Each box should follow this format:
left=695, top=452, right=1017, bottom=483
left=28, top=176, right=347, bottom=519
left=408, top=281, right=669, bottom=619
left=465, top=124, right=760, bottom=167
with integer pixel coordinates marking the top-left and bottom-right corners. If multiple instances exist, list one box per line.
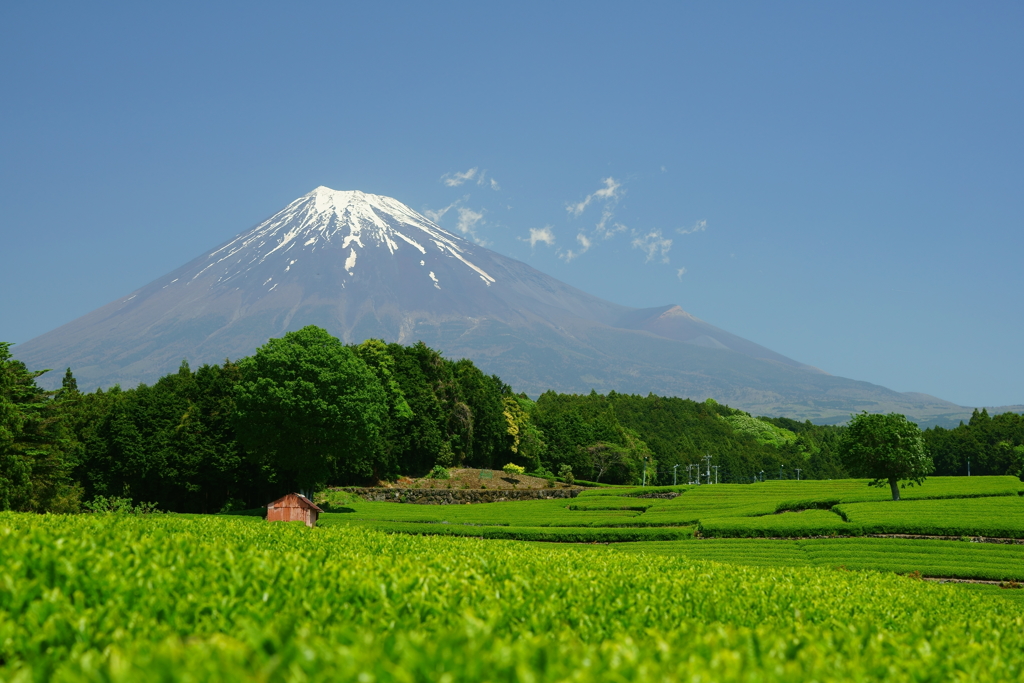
left=328, top=518, right=696, bottom=542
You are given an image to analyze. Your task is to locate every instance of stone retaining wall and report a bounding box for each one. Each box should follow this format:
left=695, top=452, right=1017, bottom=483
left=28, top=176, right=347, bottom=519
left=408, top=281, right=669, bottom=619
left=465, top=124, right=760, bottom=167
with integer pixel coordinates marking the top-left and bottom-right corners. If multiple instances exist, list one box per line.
left=337, top=487, right=582, bottom=505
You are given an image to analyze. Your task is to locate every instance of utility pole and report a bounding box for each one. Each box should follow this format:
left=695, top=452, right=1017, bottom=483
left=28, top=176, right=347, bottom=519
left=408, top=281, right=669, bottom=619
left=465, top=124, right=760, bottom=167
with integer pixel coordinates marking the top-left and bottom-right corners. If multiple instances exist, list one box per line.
left=968, top=458, right=971, bottom=477
left=794, top=468, right=802, bottom=481
left=779, top=465, right=784, bottom=480
left=673, top=464, right=678, bottom=486
left=759, top=470, right=765, bottom=482
left=712, top=465, right=719, bottom=485
left=702, top=453, right=712, bottom=485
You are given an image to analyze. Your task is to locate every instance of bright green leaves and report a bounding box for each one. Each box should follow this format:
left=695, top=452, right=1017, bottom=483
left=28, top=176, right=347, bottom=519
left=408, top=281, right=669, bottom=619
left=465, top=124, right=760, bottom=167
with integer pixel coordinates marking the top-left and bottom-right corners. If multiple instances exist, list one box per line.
left=234, top=326, right=389, bottom=490
left=840, top=412, right=933, bottom=500
left=0, top=342, right=80, bottom=512
left=3, top=513, right=1024, bottom=681
left=722, top=412, right=799, bottom=448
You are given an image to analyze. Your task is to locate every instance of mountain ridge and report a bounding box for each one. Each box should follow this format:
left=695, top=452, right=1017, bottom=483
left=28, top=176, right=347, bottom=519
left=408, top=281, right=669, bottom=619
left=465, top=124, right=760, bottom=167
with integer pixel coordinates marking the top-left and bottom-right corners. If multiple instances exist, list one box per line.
left=11, top=186, right=986, bottom=428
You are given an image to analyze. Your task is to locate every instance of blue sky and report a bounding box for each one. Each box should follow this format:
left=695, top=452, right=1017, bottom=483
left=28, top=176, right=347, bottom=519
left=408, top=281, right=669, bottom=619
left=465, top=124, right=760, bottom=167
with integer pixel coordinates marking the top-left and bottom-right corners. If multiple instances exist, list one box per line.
left=2, top=1, right=1021, bottom=408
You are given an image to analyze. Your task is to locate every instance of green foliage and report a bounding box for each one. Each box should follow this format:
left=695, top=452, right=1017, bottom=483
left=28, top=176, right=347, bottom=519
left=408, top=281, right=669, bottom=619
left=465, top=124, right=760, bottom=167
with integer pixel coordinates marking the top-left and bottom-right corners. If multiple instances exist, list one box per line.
left=840, top=412, right=933, bottom=500
left=0, top=342, right=80, bottom=512
left=699, top=509, right=853, bottom=538
left=924, top=409, right=1024, bottom=477
left=35, top=335, right=523, bottom=512
left=835, top=496, right=1024, bottom=538
left=558, top=463, right=574, bottom=485
left=24, top=322, right=1012, bottom=519
left=612, top=537, right=1024, bottom=582
left=502, top=462, right=526, bottom=476
left=84, top=495, right=162, bottom=515
left=384, top=341, right=511, bottom=475
left=453, top=360, right=509, bottom=469
left=314, top=488, right=362, bottom=511
left=68, top=360, right=256, bottom=513
left=4, top=513, right=1024, bottom=680
left=530, top=391, right=841, bottom=485
left=722, top=412, right=798, bottom=447
left=351, top=339, right=413, bottom=480
left=235, top=326, right=388, bottom=489
left=330, top=518, right=695, bottom=542
left=321, top=496, right=647, bottom=528
left=327, top=476, right=1023, bottom=541
left=569, top=496, right=657, bottom=512
left=427, top=465, right=451, bottom=480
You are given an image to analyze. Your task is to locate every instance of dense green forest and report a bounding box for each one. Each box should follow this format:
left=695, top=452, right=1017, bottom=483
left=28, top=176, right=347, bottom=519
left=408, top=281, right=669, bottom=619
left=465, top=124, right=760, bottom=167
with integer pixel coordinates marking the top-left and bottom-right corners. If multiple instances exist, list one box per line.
left=924, top=409, right=1024, bottom=477
left=2, top=328, right=1022, bottom=513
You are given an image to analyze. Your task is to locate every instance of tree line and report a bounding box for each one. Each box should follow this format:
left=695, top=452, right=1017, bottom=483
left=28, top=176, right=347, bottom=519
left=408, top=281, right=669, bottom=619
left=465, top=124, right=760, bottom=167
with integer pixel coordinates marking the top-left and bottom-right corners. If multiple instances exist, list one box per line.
left=2, top=327, right=1022, bottom=513
left=923, top=409, right=1024, bottom=477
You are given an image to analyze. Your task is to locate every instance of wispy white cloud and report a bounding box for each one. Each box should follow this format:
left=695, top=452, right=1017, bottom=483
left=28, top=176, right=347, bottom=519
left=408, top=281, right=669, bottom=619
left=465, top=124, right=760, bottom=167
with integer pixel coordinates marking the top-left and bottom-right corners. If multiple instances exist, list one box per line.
left=423, top=197, right=488, bottom=244
left=475, top=170, right=501, bottom=190
left=456, top=206, right=485, bottom=240
left=523, top=226, right=556, bottom=248
left=555, top=177, right=627, bottom=260
left=423, top=198, right=464, bottom=223
left=441, top=167, right=501, bottom=190
left=632, top=230, right=672, bottom=263
left=676, top=219, right=707, bottom=235
left=676, top=267, right=687, bottom=280
left=595, top=209, right=628, bottom=239
left=567, top=177, right=622, bottom=217
left=559, top=233, right=592, bottom=262
left=442, top=168, right=478, bottom=187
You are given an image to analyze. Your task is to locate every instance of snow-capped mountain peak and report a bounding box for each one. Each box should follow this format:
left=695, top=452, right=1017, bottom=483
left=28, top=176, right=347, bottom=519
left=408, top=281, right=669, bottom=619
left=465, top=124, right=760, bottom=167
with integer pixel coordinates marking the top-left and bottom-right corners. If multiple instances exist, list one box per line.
left=183, top=186, right=495, bottom=292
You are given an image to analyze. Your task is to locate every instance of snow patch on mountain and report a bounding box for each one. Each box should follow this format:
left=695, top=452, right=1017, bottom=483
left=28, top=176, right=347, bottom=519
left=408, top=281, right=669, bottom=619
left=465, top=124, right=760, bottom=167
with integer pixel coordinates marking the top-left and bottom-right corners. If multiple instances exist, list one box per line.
left=189, top=186, right=494, bottom=286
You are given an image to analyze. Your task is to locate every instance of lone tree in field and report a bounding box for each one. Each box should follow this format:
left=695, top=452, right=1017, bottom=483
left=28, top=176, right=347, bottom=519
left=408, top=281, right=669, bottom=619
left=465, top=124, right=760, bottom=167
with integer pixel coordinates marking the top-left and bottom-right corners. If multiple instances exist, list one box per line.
left=839, top=412, right=933, bottom=501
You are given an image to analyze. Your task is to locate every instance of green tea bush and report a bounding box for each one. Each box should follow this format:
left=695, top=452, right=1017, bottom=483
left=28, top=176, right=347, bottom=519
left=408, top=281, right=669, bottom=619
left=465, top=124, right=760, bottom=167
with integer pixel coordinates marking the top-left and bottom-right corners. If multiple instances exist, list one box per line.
left=699, top=509, right=857, bottom=538
left=569, top=496, right=658, bottom=512
left=427, top=465, right=451, bottom=479
left=836, top=496, right=1024, bottom=538
left=613, top=537, right=1024, bottom=582
left=84, top=495, right=163, bottom=515
left=2, top=513, right=1024, bottom=681
left=333, top=519, right=696, bottom=542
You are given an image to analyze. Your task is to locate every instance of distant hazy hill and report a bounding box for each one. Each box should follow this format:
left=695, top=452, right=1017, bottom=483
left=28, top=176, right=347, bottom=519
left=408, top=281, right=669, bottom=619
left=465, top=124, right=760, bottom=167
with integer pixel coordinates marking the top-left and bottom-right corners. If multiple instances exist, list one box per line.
left=14, top=186, right=987, bottom=427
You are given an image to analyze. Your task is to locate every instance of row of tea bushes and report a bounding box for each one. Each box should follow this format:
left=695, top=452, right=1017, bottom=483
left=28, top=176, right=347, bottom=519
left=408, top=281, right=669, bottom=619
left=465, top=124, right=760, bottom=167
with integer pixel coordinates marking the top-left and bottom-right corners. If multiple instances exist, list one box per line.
left=612, top=537, right=1024, bottom=582
left=3, top=512, right=1024, bottom=680
left=699, top=495, right=1024, bottom=539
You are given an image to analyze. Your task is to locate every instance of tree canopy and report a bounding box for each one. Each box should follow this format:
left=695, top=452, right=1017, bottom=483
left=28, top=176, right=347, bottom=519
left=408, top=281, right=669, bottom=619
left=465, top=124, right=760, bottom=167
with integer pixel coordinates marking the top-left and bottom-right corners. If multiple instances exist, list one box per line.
left=0, top=343, right=80, bottom=512
left=839, top=412, right=933, bottom=500
left=234, top=326, right=388, bottom=491
left=8, top=325, right=967, bottom=514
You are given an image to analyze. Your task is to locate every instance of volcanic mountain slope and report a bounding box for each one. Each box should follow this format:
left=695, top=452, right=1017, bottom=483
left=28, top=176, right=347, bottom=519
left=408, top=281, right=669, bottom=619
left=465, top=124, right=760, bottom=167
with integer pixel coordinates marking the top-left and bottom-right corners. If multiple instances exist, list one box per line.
left=14, top=186, right=971, bottom=426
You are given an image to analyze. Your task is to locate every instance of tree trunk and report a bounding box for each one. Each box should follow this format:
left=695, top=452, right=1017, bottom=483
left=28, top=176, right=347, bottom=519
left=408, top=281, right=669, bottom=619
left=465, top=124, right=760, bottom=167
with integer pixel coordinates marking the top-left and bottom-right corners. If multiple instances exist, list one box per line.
left=889, top=477, right=901, bottom=501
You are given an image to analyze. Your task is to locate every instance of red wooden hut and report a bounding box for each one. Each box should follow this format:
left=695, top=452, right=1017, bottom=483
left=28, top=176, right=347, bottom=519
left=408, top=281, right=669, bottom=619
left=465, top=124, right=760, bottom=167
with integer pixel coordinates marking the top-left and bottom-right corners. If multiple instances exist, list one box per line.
left=266, top=493, right=323, bottom=528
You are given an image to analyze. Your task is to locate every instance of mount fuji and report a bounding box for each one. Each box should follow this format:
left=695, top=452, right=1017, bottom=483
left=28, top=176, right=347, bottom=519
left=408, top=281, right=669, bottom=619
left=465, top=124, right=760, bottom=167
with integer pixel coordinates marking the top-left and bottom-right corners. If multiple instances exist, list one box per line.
left=14, top=186, right=971, bottom=425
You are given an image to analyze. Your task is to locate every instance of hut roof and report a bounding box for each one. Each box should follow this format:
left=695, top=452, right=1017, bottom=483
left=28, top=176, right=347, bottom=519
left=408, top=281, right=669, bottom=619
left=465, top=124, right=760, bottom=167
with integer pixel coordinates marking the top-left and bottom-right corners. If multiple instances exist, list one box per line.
left=266, top=492, right=324, bottom=513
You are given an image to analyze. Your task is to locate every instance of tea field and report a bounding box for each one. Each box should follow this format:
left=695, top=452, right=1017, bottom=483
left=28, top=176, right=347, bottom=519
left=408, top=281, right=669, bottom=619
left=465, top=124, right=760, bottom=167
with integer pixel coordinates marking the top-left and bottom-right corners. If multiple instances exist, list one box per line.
left=322, top=476, right=1024, bottom=548
left=3, top=512, right=1024, bottom=681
